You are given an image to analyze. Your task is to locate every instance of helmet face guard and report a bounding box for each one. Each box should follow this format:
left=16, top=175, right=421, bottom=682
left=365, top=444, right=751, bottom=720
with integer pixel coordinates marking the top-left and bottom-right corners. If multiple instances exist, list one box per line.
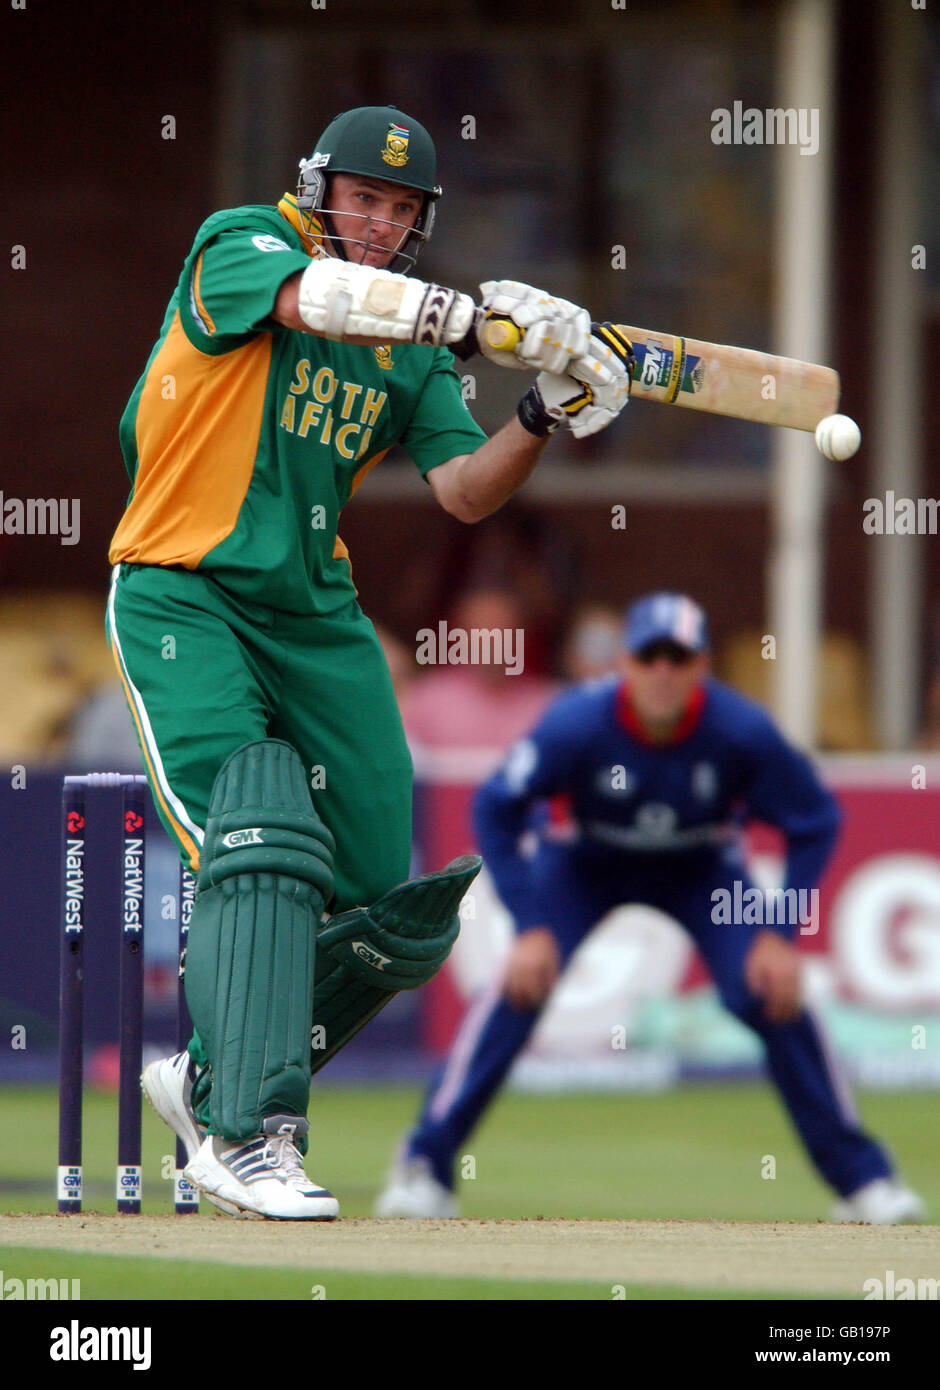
left=296, top=155, right=438, bottom=273
left=296, top=107, right=441, bottom=274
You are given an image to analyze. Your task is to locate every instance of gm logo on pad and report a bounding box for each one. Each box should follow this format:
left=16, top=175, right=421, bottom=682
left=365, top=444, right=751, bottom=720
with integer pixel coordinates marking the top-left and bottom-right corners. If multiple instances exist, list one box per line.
left=222, top=828, right=264, bottom=848
left=351, top=941, right=392, bottom=970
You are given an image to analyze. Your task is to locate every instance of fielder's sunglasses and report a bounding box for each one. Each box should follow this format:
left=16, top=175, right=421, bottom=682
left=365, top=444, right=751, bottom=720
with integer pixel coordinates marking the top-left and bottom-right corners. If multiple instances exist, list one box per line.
left=633, top=640, right=697, bottom=666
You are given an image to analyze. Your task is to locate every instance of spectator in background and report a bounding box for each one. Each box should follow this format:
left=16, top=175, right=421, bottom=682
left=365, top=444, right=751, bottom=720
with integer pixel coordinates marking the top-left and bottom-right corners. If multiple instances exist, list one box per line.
left=561, top=604, right=624, bottom=681
left=404, top=587, right=557, bottom=778
left=397, top=499, right=573, bottom=681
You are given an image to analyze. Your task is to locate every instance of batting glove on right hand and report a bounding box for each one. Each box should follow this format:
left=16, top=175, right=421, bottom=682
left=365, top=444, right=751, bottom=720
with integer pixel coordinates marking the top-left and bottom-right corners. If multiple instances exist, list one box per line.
left=566, top=322, right=636, bottom=395
left=517, top=364, right=631, bottom=440
left=519, top=323, right=633, bottom=437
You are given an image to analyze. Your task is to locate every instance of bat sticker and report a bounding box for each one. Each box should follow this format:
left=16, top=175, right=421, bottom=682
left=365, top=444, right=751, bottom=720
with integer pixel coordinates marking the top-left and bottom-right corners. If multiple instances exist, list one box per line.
left=639, top=339, right=665, bottom=390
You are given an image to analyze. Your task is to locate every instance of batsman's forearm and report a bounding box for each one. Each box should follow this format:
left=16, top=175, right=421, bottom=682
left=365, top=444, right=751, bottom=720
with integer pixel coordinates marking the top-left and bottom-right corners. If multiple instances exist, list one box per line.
left=444, top=418, right=549, bottom=522
left=272, top=273, right=413, bottom=344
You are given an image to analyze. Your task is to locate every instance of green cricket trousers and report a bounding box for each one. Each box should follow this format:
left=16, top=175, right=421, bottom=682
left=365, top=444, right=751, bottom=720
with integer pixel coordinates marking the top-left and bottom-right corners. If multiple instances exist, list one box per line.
left=106, top=561, right=413, bottom=911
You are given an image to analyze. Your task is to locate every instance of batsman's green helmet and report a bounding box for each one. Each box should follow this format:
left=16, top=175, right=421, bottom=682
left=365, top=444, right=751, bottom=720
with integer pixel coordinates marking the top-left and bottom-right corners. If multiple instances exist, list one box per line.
left=297, top=105, right=441, bottom=272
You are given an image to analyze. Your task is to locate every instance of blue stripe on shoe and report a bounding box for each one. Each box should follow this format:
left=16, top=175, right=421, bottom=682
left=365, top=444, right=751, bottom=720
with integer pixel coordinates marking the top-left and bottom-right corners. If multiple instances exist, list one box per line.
left=223, top=1141, right=266, bottom=1168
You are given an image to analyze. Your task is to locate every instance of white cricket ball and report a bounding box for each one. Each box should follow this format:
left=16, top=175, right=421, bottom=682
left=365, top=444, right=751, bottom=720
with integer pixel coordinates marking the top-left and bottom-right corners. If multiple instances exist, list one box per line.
left=814, top=413, right=861, bottom=460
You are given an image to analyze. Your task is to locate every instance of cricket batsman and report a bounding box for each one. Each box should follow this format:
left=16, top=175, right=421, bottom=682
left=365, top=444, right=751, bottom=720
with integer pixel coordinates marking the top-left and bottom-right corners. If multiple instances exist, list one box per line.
left=108, top=105, right=634, bottom=1219
left=377, top=593, right=925, bottom=1224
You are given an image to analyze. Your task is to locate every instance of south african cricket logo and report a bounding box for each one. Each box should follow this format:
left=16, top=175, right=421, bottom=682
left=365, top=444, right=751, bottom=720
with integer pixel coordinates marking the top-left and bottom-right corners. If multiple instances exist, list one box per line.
left=382, top=122, right=410, bottom=167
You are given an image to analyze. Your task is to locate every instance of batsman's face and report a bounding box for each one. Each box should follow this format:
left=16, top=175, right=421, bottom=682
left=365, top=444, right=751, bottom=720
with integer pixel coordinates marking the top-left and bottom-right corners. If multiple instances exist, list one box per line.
left=621, top=644, right=710, bottom=728
left=326, top=174, right=423, bottom=267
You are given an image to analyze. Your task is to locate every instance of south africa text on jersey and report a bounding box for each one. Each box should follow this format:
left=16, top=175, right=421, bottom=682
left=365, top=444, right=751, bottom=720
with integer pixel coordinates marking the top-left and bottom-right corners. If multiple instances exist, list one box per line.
left=279, top=360, right=387, bottom=459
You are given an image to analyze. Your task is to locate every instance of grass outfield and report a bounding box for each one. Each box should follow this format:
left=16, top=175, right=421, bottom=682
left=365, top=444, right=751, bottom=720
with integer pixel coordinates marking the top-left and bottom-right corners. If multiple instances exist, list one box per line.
left=2, top=1081, right=937, bottom=1222
left=0, top=1082, right=935, bottom=1299
left=0, top=1245, right=825, bottom=1301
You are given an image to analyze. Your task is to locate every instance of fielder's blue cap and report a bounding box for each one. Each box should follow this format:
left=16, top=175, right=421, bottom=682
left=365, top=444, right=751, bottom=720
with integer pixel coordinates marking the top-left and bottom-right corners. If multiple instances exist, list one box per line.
left=623, top=592, right=709, bottom=654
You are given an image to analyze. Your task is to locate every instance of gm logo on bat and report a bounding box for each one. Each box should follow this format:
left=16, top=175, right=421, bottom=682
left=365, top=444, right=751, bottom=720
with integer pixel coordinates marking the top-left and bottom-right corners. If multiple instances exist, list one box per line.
left=639, top=340, right=664, bottom=389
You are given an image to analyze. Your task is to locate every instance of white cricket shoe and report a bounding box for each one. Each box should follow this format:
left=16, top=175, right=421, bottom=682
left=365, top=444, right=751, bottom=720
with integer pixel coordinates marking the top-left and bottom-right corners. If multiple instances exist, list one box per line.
left=374, top=1154, right=459, bottom=1218
left=832, top=1177, right=926, bottom=1225
left=142, top=1051, right=237, bottom=1216
left=184, top=1115, right=339, bottom=1220
left=142, top=1051, right=205, bottom=1162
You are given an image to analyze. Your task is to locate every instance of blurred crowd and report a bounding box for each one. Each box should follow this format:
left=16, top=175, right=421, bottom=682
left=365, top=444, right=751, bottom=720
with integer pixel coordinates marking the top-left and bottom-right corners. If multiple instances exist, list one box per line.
left=6, top=571, right=938, bottom=770
left=2, top=489, right=936, bottom=768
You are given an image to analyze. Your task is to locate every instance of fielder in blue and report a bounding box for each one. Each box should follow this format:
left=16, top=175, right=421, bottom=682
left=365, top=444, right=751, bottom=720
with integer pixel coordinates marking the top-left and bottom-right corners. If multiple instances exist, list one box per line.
left=377, top=592, right=924, bottom=1223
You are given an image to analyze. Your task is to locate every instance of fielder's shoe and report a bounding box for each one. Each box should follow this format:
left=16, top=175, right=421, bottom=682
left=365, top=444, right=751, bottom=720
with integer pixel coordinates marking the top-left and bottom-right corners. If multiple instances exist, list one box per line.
left=184, top=1115, right=339, bottom=1220
left=141, top=1050, right=238, bottom=1216
left=374, top=1153, right=459, bottom=1218
left=832, top=1177, right=926, bottom=1225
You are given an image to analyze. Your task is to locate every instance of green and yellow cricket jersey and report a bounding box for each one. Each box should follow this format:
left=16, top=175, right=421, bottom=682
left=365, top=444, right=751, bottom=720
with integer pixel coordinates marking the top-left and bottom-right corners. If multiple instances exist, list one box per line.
left=109, top=196, right=488, bottom=613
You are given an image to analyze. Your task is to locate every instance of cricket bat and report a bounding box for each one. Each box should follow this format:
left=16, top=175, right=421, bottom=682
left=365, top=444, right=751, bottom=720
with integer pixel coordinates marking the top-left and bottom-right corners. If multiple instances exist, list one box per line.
left=482, top=319, right=839, bottom=433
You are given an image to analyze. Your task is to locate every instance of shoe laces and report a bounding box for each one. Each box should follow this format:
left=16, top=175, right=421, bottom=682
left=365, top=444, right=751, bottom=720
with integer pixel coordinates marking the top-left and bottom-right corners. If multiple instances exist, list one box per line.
left=261, top=1131, right=310, bottom=1187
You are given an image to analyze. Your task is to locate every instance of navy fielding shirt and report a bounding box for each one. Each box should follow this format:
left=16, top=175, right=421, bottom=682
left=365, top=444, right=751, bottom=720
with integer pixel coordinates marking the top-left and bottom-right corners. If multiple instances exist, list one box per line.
left=474, top=676, right=842, bottom=938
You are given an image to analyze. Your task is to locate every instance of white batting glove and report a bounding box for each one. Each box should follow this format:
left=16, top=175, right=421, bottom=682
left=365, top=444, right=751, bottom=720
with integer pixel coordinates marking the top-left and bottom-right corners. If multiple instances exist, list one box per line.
left=476, top=279, right=591, bottom=373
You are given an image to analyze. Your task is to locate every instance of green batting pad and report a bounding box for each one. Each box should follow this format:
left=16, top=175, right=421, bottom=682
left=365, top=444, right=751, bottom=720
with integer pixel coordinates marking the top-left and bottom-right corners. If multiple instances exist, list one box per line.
left=184, top=740, right=334, bottom=1139
left=310, top=854, right=481, bottom=1076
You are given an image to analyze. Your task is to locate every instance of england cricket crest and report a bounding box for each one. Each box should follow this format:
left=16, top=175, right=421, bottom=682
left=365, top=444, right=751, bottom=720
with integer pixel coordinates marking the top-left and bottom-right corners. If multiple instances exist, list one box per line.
left=382, top=122, right=410, bottom=167
left=691, top=761, right=718, bottom=801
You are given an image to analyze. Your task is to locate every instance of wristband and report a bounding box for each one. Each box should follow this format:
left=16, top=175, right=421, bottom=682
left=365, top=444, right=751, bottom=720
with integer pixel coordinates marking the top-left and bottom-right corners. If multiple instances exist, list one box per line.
left=450, top=314, right=480, bottom=362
